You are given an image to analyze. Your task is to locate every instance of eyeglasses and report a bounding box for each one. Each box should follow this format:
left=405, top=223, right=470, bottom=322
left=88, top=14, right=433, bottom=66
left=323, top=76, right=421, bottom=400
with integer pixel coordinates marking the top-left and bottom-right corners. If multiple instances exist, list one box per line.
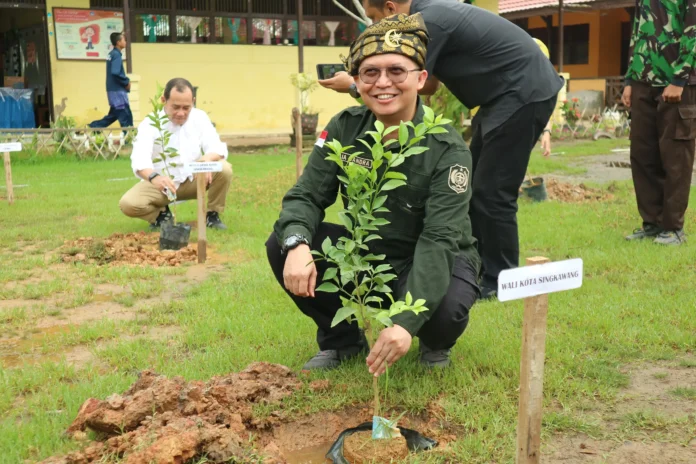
left=357, top=66, right=421, bottom=84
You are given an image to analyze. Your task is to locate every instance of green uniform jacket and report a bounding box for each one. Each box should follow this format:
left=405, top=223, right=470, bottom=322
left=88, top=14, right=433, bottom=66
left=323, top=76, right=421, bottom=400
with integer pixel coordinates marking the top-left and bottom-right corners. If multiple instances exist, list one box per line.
left=626, top=0, right=696, bottom=87
left=274, top=101, right=480, bottom=335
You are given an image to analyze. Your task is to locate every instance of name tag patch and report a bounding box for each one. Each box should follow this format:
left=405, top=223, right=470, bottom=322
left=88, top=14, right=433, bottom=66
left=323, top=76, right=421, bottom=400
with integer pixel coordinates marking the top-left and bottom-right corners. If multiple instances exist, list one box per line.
left=340, top=153, right=373, bottom=169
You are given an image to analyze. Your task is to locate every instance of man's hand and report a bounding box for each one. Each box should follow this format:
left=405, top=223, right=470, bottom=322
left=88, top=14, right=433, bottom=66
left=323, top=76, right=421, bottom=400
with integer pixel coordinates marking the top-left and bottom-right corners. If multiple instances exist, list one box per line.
left=541, top=131, right=551, bottom=157
left=283, top=245, right=317, bottom=298
left=318, top=71, right=354, bottom=93
left=663, top=84, right=684, bottom=103
left=151, top=175, right=176, bottom=194
left=366, top=325, right=412, bottom=377
left=622, top=85, right=632, bottom=108
left=125, top=83, right=131, bottom=91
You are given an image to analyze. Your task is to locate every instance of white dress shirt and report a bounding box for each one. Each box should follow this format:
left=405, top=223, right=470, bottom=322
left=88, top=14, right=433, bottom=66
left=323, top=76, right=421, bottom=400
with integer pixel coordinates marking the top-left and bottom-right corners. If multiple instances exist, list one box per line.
left=130, top=108, right=228, bottom=187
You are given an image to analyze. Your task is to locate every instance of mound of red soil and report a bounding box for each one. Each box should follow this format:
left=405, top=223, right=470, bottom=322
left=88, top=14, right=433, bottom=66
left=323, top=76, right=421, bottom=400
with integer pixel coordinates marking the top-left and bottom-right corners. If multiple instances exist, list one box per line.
left=61, top=232, right=197, bottom=267
left=40, top=363, right=300, bottom=464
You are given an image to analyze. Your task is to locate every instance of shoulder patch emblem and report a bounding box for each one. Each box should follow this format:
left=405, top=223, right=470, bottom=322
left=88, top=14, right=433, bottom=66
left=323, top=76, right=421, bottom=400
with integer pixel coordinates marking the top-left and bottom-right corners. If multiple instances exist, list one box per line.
left=448, top=164, right=469, bottom=194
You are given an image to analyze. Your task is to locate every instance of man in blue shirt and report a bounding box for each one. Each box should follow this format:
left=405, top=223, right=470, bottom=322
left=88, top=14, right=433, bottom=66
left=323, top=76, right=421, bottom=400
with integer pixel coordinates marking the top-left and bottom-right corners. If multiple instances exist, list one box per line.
left=88, top=32, right=133, bottom=131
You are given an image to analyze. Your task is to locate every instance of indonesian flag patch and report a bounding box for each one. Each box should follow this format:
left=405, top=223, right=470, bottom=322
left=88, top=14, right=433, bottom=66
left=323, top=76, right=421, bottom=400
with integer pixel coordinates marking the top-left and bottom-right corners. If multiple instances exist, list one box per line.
left=315, top=130, right=328, bottom=148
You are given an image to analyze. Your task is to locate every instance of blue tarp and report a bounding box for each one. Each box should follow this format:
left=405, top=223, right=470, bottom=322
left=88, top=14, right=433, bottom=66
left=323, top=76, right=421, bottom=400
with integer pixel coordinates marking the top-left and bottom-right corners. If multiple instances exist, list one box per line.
left=0, top=88, right=35, bottom=129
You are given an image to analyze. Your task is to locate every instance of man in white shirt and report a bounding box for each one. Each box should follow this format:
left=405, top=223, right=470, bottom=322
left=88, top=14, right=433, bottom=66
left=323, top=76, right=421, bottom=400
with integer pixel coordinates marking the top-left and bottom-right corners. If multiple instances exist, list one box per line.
left=119, top=78, right=232, bottom=230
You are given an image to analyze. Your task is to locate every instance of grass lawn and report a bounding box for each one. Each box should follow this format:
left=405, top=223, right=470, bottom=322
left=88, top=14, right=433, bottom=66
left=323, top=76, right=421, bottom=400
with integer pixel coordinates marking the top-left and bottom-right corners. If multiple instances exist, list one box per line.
left=0, top=138, right=694, bottom=463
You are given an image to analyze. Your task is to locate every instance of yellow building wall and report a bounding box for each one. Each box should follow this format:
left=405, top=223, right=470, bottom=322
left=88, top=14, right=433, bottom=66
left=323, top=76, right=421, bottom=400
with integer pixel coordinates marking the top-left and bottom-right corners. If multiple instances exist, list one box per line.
left=46, top=0, right=500, bottom=133
left=46, top=0, right=108, bottom=124
left=476, top=0, right=498, bottom=14
left=130, top=44, right=354, bottom=134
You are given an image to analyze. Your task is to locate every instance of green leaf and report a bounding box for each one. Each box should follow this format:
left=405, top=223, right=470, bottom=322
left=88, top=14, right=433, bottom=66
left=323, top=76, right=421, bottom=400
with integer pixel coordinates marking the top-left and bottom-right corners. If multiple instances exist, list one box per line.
left=324, top=266, right=338, bottom=281
left=374, top=120, right=385, bottom=134
left=331, top=307, right=357, bottom=327
left=384, top=171, right=407, bottom=181
left=370, top=218, right=389, bottom=226
left=345, top=241, right=356, bottom=254
left=365, top=296, right=384, bottom=305
left=383, top=125, right=399, bottom=136
left=398, top=123, right=409, bottom=147
left=375, top=312, right=393, bottom=328
left=364, top=234, right=381, bottom=243
left=322, top=236, right=332, bottom=254
left=405, top=292, right=413, bottom=305
left=414, top=299, right=426, bottom=307
left=381, top=180, right=406, bottom=191
left=374, top=207, right=390, bottom=213
left=373, top=195, right=388, bottom=209
left=364, top=253, right=386, bottom=261
left=375, top=264, right=392, bottom=273
left=426, top=126, right=449, bottom=134
left=403, top=146, right=429, bottom=157
left=423, top=105, right=435, bottom=124
left=390, top=156, right=405, bottom=168
left=316, top=282, right=340, bottom=293
left=338, top=212, right=352, bottom=230
left=372, top=141, right=384, bottom=160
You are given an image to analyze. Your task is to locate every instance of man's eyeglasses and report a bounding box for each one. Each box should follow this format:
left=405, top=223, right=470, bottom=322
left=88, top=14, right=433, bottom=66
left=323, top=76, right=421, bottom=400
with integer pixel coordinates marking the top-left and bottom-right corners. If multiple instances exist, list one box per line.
left=357, top=66, right=422, bottom=84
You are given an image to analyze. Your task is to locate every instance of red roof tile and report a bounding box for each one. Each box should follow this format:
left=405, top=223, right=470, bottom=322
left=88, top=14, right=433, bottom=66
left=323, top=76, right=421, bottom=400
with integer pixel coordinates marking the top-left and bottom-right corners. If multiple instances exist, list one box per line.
left=499, top=0, right=597, bottom=14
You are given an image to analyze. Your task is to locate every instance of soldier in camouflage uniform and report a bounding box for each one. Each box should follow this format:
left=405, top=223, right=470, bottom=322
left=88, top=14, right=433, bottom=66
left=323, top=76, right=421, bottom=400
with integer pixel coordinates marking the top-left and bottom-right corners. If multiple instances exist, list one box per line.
left=623, top=0, right=696, bottom=245
left=266, top=13, right=480, bottom=374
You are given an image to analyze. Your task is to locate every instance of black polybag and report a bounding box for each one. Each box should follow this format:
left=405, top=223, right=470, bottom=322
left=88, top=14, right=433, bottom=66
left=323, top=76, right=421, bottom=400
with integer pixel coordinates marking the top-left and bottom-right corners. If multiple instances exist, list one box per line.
left=326, top=422, right=438, bottom=464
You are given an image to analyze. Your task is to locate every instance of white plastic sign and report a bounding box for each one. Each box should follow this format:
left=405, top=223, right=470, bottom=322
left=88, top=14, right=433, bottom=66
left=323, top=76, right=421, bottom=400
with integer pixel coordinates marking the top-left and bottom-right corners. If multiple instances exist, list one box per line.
left=498, top=258, right=583, bottom=302
left=0, top=143, right=22, bottom=152
left=185, top=162, right=223, bottom=173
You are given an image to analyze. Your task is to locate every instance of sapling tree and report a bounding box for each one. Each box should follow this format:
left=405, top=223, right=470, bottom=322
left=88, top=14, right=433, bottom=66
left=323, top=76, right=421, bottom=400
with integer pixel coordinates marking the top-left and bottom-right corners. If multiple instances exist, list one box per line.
left=312, top=106, right=451, bottom=436
left=148, top=84, right=182, bottom=222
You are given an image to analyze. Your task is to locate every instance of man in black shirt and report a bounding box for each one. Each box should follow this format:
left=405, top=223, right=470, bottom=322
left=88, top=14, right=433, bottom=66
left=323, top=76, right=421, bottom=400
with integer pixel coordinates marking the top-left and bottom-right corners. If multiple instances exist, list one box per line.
left=320, top=0, right=564, bottom=298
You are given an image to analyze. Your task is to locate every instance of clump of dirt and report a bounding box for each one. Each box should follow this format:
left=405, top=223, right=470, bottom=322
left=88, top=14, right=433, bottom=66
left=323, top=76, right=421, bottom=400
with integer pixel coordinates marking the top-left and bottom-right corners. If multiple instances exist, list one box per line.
left=344, top=432, right=409, bottom=464
left=40, top=363, right=300, bottom=464
left=61, top=232, right=197, bottom=267
left=545, top=178, right=613, bottom=203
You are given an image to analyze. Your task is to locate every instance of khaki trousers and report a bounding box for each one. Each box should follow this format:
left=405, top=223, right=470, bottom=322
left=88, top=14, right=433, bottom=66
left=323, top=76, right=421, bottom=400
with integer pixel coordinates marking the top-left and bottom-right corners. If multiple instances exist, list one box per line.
left=630, top=82, right=696, bottom=231
left=119, top=162, right=233, bottom=223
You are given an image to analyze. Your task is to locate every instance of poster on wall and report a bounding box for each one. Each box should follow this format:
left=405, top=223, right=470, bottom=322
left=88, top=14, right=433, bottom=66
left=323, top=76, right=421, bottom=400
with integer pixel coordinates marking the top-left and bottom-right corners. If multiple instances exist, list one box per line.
left=53, top=8, right=126, bottom=60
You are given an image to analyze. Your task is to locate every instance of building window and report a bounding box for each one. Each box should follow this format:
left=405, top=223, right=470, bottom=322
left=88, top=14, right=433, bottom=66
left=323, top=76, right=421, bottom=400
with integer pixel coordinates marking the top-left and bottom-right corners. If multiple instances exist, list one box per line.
left=317, top=20, right=359, bottom=46
left=286, top=20, right=317, bottom=46
left=176, top=16, right=212, bottom=43
left=134, top=14, right=171, bottom=43
left=528, top=24, right=590, bottom=66
left=251, top=19, right=283, bottom=45
left=214, top=17, right=248, bottom=44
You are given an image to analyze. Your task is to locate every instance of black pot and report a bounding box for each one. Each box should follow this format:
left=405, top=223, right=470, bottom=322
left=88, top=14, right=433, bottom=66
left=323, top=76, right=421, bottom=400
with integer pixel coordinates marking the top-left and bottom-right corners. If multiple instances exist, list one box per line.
left=159, top=223, right=191, bottom=251
left=301, top=113, right=319, bottom=135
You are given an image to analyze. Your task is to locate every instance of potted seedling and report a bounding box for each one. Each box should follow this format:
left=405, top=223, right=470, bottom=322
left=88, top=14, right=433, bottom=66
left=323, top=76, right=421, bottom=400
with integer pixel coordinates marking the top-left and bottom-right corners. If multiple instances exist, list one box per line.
left=290, top=72, right=319, bottom=139
left=313, top=106, right=448, bottom=462
left=148, top=85, right=191, bottom=251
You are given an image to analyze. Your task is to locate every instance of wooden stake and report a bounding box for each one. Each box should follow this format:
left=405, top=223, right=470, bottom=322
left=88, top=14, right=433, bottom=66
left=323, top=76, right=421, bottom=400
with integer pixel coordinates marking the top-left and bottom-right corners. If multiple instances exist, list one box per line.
left=516, top=256, right=551, bottom=464
left=196, top=173, right=207, bottom=264
left=3, top=152, right=13, bottom=205
left=295, top=113, right=303, bottom=180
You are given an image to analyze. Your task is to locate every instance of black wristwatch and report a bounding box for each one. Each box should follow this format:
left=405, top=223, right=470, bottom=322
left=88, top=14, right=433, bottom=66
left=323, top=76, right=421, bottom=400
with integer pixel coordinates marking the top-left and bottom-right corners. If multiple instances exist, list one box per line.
left=148, top=172, right=160, bottom=183
left=348, top=83, right=360, bottom=99
left=282, top=234, right=310, bottom=254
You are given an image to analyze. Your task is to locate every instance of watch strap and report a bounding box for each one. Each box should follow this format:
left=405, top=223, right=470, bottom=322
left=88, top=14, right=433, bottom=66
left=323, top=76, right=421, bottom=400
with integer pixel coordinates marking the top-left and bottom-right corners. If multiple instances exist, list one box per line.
left=148, top=172, right=160, bottom=182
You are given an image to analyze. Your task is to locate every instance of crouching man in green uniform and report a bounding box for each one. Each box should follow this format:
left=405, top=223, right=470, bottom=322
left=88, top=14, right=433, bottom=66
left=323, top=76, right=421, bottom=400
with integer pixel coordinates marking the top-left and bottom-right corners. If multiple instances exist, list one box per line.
left=266, top=13, right=480, bottom=374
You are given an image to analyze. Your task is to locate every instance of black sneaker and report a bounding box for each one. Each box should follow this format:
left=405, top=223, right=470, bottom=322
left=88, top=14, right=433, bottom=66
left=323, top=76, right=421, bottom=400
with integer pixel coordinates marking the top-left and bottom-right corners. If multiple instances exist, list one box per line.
left=419, top=343, right=452, bottom=368
left=625, top=223, right=662, bottom=241
left=149, top=206, right=173, bottom=231
left=302, top=334, right=368, bottom=370
left=206, top=211, right=227, bottom=230
left=480, top=286, right=497, bottom=300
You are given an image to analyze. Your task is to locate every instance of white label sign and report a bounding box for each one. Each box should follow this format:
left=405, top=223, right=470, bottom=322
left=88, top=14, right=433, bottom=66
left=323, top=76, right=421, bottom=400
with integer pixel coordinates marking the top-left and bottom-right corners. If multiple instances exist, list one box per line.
left=498, top=258, right=583, bottom=302
left=0, top=142, right=22, bottom=152
left=185, top=162, right=223, bottom=173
